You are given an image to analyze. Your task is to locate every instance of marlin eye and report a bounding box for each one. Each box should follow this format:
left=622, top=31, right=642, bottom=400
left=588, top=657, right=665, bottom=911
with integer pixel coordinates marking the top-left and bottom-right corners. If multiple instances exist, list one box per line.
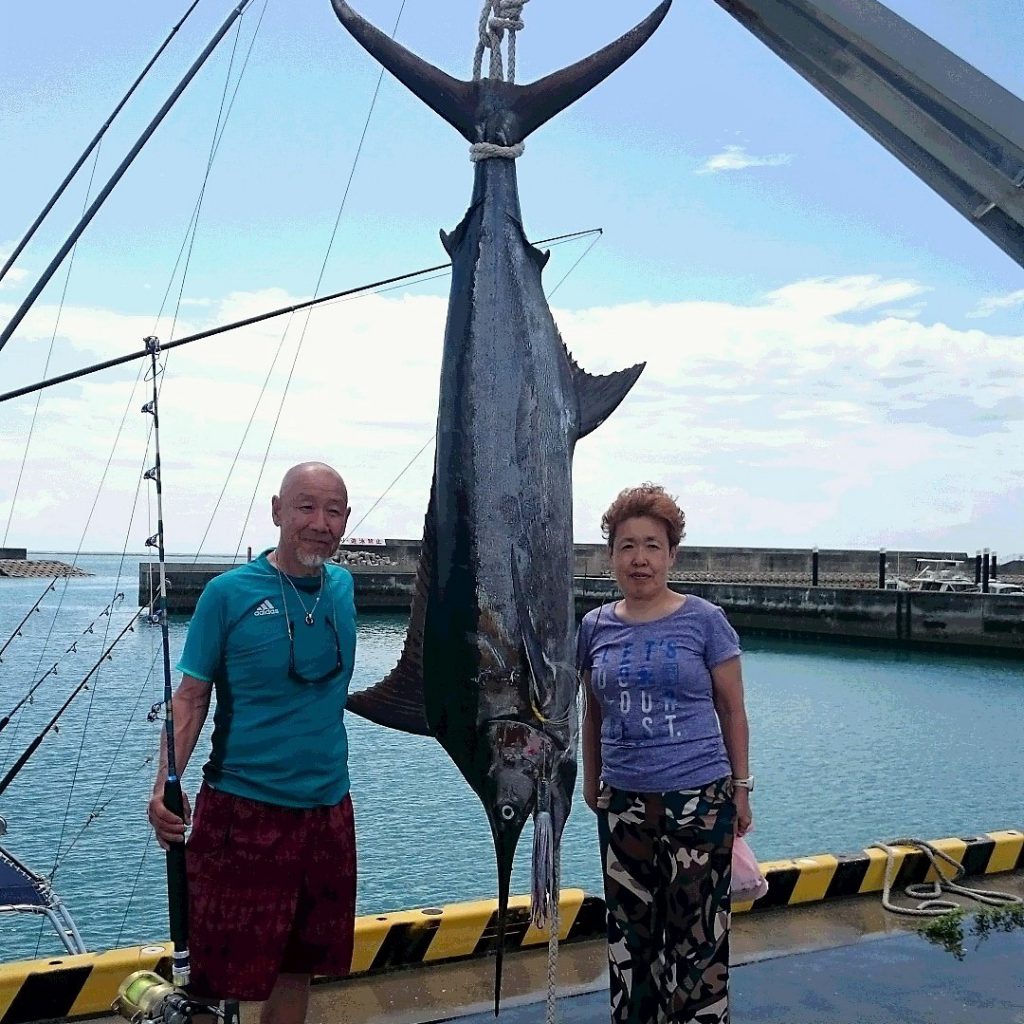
left=499, top=804, right=516, bottom=822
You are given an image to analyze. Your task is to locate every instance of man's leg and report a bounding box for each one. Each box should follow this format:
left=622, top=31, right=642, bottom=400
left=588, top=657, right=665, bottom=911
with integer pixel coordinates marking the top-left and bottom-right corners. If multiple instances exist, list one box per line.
left=259, top=973, right=311, bottom=1024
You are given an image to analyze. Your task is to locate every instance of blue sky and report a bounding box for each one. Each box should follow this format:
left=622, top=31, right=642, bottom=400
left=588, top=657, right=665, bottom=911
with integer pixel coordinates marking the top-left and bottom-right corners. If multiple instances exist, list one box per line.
left=2, top=0, right=1023, bottom=558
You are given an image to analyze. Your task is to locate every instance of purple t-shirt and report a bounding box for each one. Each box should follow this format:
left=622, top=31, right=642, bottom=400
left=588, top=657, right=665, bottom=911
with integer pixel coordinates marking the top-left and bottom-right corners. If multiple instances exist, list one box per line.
left=576, top=596, right=741, bottom=792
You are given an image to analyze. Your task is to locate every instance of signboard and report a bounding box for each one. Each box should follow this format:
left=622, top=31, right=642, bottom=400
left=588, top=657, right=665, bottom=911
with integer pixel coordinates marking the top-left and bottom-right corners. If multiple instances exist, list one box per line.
left=340, top=537, right=386, bottom=547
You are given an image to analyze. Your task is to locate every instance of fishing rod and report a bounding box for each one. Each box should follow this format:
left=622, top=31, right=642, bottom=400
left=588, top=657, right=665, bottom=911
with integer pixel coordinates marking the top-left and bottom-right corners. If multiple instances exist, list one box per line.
left=0, top=611, right=140, bottom=799
left=113, top=339, right=239, bottom=1024
left=0, top=1, right=203, bottom=286
left=0, top=227, right=602, bottom=405
left=0, top=0, right=254, bottom=356
left=0, top=593, right=125, bottom=733
left=0, top=578, right=56, bottom=663
left=141, top=336, right=190, bottom=991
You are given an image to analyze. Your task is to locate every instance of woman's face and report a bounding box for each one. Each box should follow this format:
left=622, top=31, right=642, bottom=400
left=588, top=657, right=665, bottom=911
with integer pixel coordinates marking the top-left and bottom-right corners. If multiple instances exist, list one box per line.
left=609, top=515, right=677, bottom=600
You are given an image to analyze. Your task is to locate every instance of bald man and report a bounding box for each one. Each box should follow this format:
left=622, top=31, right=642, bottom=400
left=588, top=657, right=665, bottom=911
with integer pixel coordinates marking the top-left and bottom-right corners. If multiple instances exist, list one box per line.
left=149, top=463, right=356, bottom=1024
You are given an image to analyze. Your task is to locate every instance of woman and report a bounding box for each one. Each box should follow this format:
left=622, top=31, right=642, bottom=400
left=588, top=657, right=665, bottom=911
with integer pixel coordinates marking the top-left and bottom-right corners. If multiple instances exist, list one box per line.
left=577, top=483, right=752, bottom=1024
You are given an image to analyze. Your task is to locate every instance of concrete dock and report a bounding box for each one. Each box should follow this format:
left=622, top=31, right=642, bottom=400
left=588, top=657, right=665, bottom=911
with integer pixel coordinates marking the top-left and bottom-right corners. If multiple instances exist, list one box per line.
left=67, top=869, right=1024, bottom=1024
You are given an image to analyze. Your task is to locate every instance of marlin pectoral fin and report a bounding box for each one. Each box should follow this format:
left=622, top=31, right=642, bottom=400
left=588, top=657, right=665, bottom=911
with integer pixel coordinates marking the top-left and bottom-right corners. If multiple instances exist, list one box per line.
left=330, top=0, right=477, bottom=141
left=569, top=354, right=647, bottom=438
left=510, top=546, right=555, bottom=716
left=513, top=1, right=672, bottom=140
left=345, top=478, right=436, bottom=737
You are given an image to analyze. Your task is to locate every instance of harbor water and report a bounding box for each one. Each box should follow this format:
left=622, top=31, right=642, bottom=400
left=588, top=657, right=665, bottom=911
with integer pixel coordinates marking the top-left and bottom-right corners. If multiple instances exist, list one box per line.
left=0, top=553, right=1022, bottom=962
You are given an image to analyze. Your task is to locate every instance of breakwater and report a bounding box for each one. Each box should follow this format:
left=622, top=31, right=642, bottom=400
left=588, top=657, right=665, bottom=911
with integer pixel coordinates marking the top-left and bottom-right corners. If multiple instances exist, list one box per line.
left=138, top=543, right=1024, bottom=654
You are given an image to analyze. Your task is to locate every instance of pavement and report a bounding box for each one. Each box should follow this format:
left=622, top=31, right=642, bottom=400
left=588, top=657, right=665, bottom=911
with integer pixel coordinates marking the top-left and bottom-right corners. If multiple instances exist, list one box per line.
left=304, top=870, right=1024, bottom=1024
left=443, top=929, right=1024, bottom=1024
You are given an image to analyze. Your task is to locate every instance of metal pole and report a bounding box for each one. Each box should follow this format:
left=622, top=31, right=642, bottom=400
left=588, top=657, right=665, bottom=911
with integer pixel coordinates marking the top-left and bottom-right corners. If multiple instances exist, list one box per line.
left=0, top=1, right=203, bottom=286
left=975, top=550, right=982, bottom=584
left=878, top=548, right=886, bottom=590
left=811, top=547, right=819, bottom=587
left=982, top=548, right=990, bottom=593
left=0, top=0, right=253, bottom=355
left=991, top=551, right=998, bottom=580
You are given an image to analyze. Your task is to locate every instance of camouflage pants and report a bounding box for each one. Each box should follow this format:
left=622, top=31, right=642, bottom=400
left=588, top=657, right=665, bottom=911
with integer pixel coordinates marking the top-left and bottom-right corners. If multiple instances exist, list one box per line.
left=596, top=778, right=735, bottom=1024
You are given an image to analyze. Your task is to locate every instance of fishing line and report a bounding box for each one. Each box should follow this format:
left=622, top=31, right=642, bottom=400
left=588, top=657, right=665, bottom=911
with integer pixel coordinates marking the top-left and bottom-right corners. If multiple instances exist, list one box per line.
left=341, top=228, right=604, bottom=534
left=232, top=0, right=410, bottom=558
left=545, top=227, right=603, bottom=300
left=346, top=434, right=435, bottom=538
left=0, top=613, right=142, bottom=800
left=0, top=593, right=125, bottom=735
left=0, top=579, right=57, bottom=665
left=0, top=0, right=256, bottom=355
left=155, top=0, right=270, bottom=342
left=1, top=145, right=105, bottom=550
left=0, top=230, right=600, bottom=406
left=0, top=0, right=204, bottom=286
left=51, top=754, right=155, bottom=878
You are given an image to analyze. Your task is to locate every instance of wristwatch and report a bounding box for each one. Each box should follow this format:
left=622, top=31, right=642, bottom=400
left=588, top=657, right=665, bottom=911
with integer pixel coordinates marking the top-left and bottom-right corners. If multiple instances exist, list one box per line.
left=733, top=775, right=754, bottom=793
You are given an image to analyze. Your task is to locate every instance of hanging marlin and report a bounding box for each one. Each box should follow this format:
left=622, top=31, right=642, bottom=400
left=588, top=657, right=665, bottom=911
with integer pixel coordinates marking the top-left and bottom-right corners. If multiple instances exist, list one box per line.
left=330, top=0, right=670, bottom=1003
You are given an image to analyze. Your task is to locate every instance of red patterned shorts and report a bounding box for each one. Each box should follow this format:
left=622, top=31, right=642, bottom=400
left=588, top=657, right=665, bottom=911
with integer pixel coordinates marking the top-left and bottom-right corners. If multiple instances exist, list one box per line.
left=185, top=783, right=356, bottom=1001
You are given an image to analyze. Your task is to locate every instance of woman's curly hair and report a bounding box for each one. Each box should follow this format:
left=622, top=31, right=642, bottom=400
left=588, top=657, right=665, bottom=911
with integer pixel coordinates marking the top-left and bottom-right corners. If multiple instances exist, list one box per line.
left=600, top=483, right=686, bottom=550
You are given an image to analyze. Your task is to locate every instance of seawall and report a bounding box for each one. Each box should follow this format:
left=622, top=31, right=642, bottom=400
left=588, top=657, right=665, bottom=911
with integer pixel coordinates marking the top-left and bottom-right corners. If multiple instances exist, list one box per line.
left=139, top=554, right=1024, bottom=655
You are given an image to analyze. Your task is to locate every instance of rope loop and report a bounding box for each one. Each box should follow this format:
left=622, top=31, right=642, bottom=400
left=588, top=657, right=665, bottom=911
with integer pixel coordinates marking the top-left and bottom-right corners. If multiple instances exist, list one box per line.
left=870, top=838, right=1024, bottom=917
left=472, top=0, right=529, bottom=84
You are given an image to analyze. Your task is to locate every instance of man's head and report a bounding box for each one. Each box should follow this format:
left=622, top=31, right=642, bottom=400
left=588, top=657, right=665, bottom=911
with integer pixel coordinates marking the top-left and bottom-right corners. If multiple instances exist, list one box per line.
left=271, top=462, right=350, bottom=575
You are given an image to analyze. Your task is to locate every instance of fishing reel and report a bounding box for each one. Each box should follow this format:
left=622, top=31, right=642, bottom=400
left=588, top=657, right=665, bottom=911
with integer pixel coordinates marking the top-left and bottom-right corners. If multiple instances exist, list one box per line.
left=113, top=972, right=237, bottom=1024
left=114, top=972, right=193, bottom=1024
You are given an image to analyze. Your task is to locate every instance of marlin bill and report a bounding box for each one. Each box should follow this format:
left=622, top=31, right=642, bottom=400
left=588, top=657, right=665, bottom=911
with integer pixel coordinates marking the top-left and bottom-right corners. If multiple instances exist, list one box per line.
left=330, top=0, right=670, bottom=1005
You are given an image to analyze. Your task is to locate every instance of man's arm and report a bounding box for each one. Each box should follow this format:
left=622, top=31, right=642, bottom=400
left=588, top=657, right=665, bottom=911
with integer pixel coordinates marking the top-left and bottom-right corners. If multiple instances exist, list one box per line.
left=148, top=674, right=212, bottom=849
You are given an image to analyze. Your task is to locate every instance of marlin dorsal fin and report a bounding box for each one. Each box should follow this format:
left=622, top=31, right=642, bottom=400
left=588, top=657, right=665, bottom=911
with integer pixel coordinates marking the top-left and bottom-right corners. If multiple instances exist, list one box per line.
left=567, top=347, right=646, bottom=438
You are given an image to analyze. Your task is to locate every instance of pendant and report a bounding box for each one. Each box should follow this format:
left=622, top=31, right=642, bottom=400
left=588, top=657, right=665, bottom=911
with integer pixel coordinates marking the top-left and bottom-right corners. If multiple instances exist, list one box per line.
left=305, top=612, right=315, bottom=626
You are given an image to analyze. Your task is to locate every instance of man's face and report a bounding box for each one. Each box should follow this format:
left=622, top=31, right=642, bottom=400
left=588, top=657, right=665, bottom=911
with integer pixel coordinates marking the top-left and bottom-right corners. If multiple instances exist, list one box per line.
left=272, top=469, right=350, bottom=570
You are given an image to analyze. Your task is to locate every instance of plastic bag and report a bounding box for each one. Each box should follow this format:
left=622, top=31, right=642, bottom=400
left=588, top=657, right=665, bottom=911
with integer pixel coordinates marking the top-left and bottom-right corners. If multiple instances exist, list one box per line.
left=732, top=833, right=769, bottom=903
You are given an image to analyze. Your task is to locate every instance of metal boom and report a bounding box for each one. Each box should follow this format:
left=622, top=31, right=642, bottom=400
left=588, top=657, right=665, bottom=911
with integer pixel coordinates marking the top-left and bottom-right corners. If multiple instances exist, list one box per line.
left=713, top=0, right=1024, bottom=268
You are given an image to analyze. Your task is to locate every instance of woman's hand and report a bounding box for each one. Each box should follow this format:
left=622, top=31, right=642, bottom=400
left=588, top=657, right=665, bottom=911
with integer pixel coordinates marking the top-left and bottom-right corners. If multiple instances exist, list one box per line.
left=734, top=788, right=753, bottom=836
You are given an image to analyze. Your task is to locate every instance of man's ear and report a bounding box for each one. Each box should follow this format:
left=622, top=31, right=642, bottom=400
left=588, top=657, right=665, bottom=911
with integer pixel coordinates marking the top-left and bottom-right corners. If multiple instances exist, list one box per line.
left=271, top=495, right=281, bottom=526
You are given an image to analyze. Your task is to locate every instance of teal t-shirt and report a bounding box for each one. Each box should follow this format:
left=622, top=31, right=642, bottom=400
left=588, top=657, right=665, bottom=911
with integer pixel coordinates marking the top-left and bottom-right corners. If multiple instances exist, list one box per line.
left=176, top=550, right=356, bottom=808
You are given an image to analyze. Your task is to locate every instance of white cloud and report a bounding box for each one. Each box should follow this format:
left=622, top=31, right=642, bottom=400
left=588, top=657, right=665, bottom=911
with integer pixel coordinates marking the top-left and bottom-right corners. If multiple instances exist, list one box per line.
left=3, top=275, right=1023, bottom=555
left=0, top=245, right=28, bottom=289
left=967, top=289, right=1024, bottom=318
left=696, top=145, right=793, bottom=175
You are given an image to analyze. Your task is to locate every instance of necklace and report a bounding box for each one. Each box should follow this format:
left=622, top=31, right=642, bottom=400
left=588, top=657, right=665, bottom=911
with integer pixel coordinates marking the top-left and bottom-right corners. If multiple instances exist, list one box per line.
left=274, top=560, right=325, bottom=626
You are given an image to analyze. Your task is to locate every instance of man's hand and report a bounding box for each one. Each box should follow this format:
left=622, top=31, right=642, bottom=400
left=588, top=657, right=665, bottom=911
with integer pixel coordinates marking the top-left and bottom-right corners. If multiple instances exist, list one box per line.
left=148, top=789, right=193, bottom=851
left=583, top=777, right=600, bottom=813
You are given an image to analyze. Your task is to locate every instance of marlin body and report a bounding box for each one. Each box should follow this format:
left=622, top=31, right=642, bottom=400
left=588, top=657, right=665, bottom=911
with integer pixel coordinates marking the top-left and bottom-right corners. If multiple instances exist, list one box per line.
left=330, top=0, right=669, bottom=1002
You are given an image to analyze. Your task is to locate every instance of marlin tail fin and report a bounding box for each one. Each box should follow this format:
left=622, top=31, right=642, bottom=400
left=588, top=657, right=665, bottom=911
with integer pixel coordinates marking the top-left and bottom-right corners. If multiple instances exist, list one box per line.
left=330, top=1, right=672, bottom=145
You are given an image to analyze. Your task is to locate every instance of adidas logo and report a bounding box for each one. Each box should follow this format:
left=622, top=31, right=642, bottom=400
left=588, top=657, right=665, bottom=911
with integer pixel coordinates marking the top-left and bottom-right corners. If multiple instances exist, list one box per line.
left=253, top=599, right=280, bottom=617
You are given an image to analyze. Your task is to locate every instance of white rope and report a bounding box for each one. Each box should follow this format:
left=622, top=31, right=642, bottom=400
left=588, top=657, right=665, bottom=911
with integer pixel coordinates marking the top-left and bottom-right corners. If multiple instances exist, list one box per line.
left=472, top=0, right=528, bottom=82
left=470, top=0, right=529, bottom=162
left=469, top=140, right=525, bottom=162
left=544, top=848, right=560, bottom=1024
left=870, top=838, right=1024, bottom=917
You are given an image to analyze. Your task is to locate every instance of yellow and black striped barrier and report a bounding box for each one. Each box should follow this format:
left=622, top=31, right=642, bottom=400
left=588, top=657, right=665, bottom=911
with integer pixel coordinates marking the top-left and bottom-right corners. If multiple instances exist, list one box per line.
left=1, top=830, right=1021, bottom=1024
left=732, top=828, right=1024, bottom=912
